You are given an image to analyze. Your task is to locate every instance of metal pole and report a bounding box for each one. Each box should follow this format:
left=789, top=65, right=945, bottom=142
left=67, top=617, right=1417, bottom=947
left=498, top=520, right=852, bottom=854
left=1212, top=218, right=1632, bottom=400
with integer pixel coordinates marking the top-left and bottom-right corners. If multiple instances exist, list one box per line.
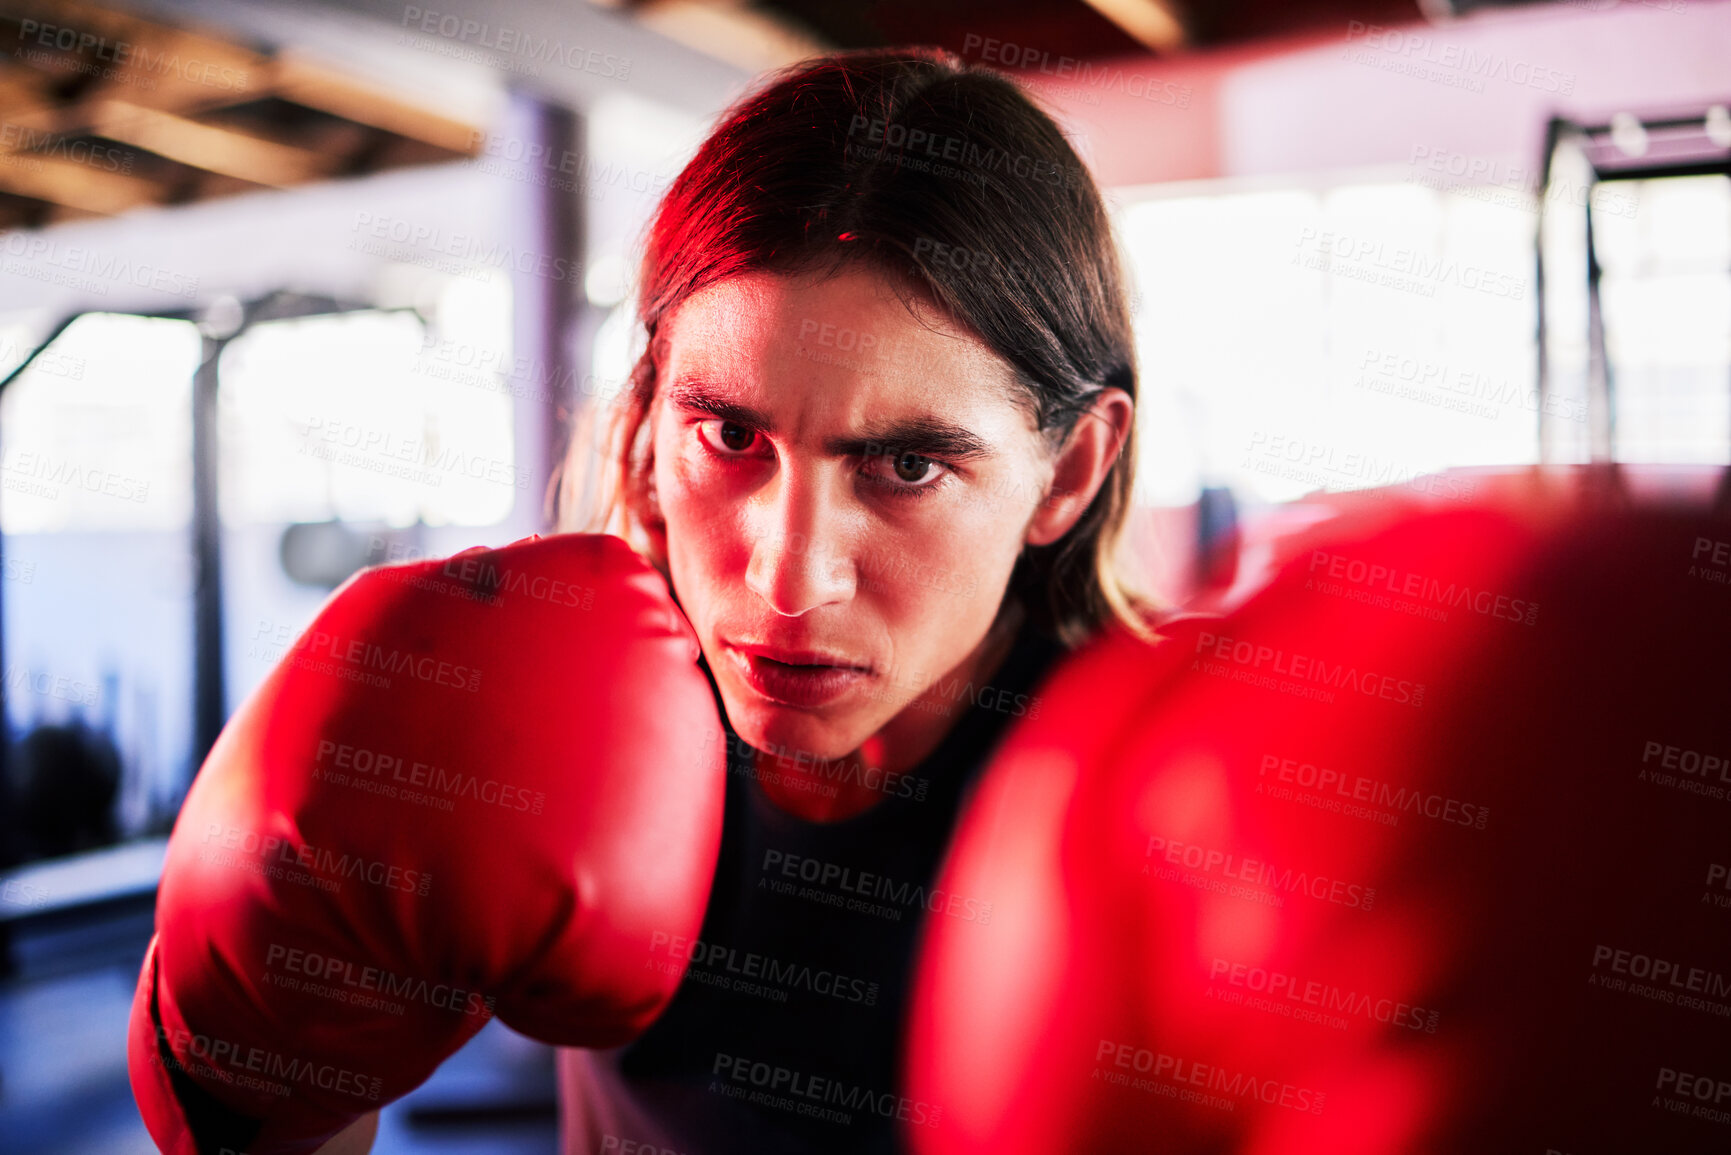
left=191, top=333, right=226, bottom=774
left=1535, top=117, right=1565, bottom=466
left=1585, top=197, right=1615, bottom=463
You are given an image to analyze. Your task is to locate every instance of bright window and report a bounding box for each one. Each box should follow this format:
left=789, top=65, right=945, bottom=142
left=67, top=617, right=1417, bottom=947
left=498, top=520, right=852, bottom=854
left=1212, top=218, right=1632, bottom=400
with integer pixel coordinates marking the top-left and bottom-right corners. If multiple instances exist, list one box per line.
left=0, top=313, right=202, bottom=841
left=1596, top=174, right=1731, bottom=464
left=218, top=279, right=517, bottom=529
left=1117, top=179, right=1540, bottom=508
left=0, top=313, right=198, bottom=533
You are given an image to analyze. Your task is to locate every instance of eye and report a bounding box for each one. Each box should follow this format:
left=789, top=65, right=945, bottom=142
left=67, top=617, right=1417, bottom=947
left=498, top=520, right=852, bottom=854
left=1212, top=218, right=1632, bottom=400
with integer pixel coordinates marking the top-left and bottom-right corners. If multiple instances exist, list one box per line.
left=890, top=452, right=935, bottom=484
left=697, top=420, right=760, bottom=455
left=863, top=448, right=949, bottom=496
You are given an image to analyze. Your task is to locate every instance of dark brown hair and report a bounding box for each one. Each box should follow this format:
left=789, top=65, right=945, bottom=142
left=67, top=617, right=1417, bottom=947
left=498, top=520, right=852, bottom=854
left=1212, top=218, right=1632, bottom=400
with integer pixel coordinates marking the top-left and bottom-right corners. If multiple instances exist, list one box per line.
left=554, top=47, right=1156, bottom=646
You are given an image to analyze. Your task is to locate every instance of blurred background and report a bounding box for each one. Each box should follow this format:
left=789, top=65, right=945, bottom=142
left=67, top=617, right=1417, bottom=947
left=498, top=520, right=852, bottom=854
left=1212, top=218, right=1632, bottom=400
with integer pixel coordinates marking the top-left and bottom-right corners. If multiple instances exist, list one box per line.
left=0, top=0, right=1724, bottom=1150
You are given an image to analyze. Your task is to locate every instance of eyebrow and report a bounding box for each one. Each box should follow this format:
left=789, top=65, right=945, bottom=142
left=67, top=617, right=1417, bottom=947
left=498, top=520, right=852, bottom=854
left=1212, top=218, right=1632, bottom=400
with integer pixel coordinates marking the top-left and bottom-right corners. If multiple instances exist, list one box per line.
left=665, top=379, right=995, bottom=461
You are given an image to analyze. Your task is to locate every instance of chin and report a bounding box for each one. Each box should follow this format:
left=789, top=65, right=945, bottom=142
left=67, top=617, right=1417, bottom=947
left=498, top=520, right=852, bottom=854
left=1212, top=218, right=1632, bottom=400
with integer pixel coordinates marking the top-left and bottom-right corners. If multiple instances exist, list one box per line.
left=721, top=689, right=871, bottom=763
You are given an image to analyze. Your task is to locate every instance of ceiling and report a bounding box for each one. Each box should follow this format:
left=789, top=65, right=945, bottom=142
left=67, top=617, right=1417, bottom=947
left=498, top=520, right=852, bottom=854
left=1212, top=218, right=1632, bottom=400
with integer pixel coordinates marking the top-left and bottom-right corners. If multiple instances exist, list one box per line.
left=0, top=0, right=1568, bottom=227
left=617, top=0, right=1558, bottom=64
left=0, top=0, right=479, bottom=228
left=767, top=0, right=1421, bottom=57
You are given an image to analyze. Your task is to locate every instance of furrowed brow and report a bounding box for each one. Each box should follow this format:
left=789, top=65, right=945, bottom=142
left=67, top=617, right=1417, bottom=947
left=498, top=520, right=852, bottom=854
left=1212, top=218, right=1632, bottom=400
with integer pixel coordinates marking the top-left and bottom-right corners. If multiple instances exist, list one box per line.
left=667, top=380, right=993, bottom=462
left=665, top=380, right=774, bottom=430
left=827, top=418, right=993, bottom=462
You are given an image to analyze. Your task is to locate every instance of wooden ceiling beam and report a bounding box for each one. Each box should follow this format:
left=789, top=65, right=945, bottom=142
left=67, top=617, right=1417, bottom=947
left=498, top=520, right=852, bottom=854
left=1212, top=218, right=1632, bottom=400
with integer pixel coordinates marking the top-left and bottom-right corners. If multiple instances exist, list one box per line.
left=631, top=0, right=829, bottom=73
left=0, top=152, right=161, bottom=215
left=1078, top=0, right=1189, bottom=55
left=6, top=5, right=265, bottom=118
left=268, top=53, right=481, bottom=157
left=84, top=99, right=333, bottom=187
left=0, top=2, right=479, bottom=216
left=0, top=63, right=50, bottom=112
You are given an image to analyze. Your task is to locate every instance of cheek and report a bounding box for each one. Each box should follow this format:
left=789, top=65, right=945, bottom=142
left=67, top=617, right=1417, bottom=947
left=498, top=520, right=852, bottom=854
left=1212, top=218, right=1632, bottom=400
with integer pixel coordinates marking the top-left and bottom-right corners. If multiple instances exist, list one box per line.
left=657, top=423, right=737, bottom=519
left=653, top=426, right=744, bottom=597
left=654, top=423, right=714, bottom=532
left=651, top=426, right=705, bottom=598
left=945, top=472, right=1042, bottom=574
left=874, top=492, right=1026, bottom=634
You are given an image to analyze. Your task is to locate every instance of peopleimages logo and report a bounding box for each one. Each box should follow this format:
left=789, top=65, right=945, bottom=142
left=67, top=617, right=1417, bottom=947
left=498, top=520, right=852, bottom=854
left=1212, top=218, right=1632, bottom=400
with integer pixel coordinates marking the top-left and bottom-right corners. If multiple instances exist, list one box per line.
left=0, top=123, right=134, bottom=173
left=300, top=415, right=529, bottom=492
left=1294, top=227, right=1526, bottom=300
left=313, top=739, right=547, bottom=816
left=347, top=211, right=579, bottom=284
left=1258, top=752, right=1491, bottom=831
left=1341, top=21, right=1576, bottom=95
left=0, top=447, right=150, bottom=502
left=960, top=34, right=1191, bottom=108
left=151, top=1022, right=381, bottom=1101
left=1241, top=431, right=1479, bottom=505
left=1207, top=957, right=1441, bottom=1033
left=278, top=622, right=482, bottom=693
left=199, top=823, right=433, bottom=897
left=760, top=849, right=993, bottom=924
left=1145, top=833, right=1377, bottom=911
left=1192, top=628, right=1427, bottom=709
left=0, top=232, right=200, bottom=298
left=13, top=18, right=251, bottom=92
left=845, top=115, right=1083, bottom=190
left=1093, top=1039, right=1327, bottom=1114
left=710, top=1053, right=943, bottom=1128
left=1351, top=345, right=1588, bottom=425
left=648, top=931, right=880, bottom=1007
left=398, top=7, right=630, bottom=80
left=1307, top=548, right=1539, bottom=628
left=263, top=942, right=496, bottom=1017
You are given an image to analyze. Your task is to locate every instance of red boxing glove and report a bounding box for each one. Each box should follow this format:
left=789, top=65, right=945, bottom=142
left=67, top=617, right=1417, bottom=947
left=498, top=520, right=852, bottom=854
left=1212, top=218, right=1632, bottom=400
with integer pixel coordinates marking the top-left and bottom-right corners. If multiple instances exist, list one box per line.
left=129, top=533, right=725, bottom=1155
left=909, top=484, right=1731, bottom=1154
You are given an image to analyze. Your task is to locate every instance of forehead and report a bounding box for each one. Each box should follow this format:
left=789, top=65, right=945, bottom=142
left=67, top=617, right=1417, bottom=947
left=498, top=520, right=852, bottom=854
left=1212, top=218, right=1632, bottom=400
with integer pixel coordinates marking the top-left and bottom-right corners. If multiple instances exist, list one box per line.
left=658, top=268, right=1031, bottom=429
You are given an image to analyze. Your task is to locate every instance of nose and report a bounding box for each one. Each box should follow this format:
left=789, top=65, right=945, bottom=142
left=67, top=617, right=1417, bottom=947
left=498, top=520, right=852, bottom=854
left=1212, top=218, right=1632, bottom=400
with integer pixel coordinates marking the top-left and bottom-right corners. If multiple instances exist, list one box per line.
left=744, top=464, right=855, bottom=616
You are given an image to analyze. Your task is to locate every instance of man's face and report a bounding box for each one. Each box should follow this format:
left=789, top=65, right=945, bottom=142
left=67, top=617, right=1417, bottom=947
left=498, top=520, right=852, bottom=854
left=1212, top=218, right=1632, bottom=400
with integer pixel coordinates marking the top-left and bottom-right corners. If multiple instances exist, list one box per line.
left=649, top=268, right=1056, bottom=766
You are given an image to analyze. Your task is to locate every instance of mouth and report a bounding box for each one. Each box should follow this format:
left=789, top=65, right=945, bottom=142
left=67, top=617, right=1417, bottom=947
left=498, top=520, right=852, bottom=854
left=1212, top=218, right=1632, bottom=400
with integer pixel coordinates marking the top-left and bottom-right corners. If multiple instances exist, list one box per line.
left=725, top=642, right=874, bottom=709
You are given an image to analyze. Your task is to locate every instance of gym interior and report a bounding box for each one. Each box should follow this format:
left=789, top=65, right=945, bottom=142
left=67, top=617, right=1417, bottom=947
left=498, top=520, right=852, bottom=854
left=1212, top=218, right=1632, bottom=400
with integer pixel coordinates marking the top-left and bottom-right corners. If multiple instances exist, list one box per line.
left=0, top=0, right=1727, bottom=1152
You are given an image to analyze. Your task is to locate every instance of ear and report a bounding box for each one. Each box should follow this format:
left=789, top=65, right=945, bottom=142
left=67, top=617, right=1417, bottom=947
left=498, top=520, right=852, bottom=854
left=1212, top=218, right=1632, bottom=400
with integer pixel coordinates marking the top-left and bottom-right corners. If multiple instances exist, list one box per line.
left=1024, top=387, right=1134, bottom=548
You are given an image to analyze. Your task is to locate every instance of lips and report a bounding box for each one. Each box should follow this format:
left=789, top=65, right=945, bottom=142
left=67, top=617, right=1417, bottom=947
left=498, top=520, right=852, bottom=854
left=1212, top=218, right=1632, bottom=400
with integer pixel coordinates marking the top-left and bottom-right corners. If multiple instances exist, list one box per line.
left=726, top=641, right=873, bottom=709
left=735, top=643, right=871, bottom=669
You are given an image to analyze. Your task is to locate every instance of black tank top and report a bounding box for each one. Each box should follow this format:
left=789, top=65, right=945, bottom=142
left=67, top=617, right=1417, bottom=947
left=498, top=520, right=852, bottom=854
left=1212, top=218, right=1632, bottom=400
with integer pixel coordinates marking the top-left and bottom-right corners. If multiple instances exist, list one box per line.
left=558, top=619, right=1065, bottom=1155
